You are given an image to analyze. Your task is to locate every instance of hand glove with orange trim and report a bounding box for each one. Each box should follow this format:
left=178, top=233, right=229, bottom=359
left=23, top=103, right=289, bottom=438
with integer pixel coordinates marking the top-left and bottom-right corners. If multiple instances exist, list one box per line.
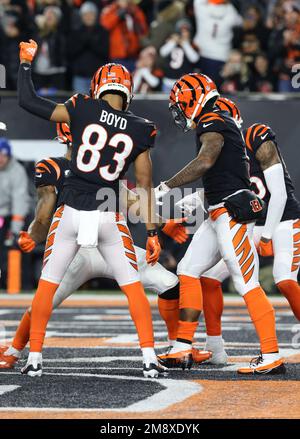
left=19, top=39, right=38, bottom=63
left=146, top=230, right=161, bottom=265
left=257, top=238, right=274, bottom=257
left=18, top=231, right=36, bottom=253
left=162, top=219, right=188, bottom=244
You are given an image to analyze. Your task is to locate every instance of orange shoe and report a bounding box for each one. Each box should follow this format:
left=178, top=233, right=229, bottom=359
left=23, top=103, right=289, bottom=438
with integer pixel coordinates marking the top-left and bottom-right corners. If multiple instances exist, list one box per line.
left=0, top=346, right=19, bottom=369
left=238, top=353, right=285, bottom=375
left=192, top=348, right=212, bottom=364
left=158, top=349, right=193, bottom=370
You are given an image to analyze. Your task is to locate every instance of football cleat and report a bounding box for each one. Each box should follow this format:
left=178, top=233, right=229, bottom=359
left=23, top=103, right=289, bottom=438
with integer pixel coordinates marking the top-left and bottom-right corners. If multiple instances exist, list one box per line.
left=191, top=348, right=212, bottom=364
left=158, top=349, right=193, bottom=370
left=237, top=353, right=286, bottom=375
left=21, top=362, right=42, bottom=377
left=143, top=363, right=169, bottom=378
left=0, top=346, right=19, bottom=369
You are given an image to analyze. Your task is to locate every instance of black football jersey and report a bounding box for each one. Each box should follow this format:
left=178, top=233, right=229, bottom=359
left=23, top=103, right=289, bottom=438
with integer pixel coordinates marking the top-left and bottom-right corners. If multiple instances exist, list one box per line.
left=243, top=123, right=300, bottom=225
left=34, top=157, right=70, bottom=196
left=196, top=110, right=251, bottom=206
left=63, top=94, right=157, bottom=211
left=163, top=44, right=197, bottom=80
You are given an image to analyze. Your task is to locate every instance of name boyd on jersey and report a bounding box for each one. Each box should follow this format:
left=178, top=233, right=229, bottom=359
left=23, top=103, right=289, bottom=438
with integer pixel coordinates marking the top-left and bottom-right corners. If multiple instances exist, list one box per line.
left=99, top=109, right=127, bottom=130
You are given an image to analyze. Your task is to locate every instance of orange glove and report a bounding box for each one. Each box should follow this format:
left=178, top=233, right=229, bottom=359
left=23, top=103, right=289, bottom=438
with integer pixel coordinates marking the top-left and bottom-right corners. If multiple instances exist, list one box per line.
left=18, top=231, right=36, bottom=253
left=257, top=239, right=274, bottom=257
left=146, top=233, right=161, bottom=265
left=162, top=219, right=188, bottom=244
left=19, top=39, right=38, bottom=63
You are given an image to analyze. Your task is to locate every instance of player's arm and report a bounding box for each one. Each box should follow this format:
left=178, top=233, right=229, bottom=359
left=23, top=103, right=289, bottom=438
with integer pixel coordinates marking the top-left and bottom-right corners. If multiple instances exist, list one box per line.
left=18, top=186, right=57, bottom=253
left=161, top=132, right=224, bottom=191
left=134, top=150, right=161, bottom=264
left=255, top=140, right=287, bottom=248
left=18, top=40, right=70, bottom=123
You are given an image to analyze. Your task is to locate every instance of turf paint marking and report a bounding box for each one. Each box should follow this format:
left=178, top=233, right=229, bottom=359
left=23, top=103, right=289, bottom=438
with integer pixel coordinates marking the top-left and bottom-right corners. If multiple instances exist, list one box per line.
left=0, top=385, right=20, bottom=396
left=0, top=372, right=202, bottom=413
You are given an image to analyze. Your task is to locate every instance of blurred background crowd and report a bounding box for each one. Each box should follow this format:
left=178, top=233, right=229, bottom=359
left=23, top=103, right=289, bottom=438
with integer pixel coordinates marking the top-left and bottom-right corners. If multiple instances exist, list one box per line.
left=1, top=0, right=300, bottom=95
left=1, top=0, right=300, bottom=292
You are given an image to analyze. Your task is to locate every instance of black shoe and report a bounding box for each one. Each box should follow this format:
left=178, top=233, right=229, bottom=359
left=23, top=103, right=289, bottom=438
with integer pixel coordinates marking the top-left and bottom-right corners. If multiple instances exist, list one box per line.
left=143, top=362, right=168, bottom=378
left=21, top=362, right=42, bottom=377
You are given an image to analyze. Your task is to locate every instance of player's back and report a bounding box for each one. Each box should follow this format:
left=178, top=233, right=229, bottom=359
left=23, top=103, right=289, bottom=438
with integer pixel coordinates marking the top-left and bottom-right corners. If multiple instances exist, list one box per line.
left=244, top=123, right=300, bottom=223
left=196, top=110, right=251, bottom=206
left=62, top=94, right=156, bottom=211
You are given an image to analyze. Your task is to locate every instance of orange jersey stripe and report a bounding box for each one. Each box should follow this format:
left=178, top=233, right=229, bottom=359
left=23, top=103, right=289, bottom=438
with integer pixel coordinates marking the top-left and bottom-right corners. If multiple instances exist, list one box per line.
left=45, top=158, right=61, bottom=180
left=37, top=162, right=51, bottom=173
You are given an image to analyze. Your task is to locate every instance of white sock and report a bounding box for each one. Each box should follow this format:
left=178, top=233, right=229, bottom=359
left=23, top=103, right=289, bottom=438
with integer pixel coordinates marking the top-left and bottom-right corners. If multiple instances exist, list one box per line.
left=170, top=341, right=191, bottom=353
left=262, top=352, right=280, bottom=361
left=4, top=346, right=22, bottom=358
left=206, top=335, right=224, bottom=346
left=28, top=352, right=42, bottom=367
left=142, top=347, right=157, bottom=365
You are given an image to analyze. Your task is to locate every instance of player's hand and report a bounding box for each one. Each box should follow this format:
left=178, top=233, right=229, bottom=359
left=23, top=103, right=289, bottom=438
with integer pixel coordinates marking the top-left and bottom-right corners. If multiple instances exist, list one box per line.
left=175, top=191, right=205, bottom=217
left=19, top=39, right=38, bottom=63
left=162, top=219, right=188, bottom=244
left=146, top=232, right=161, bottom=265
left=257, top=238, right=273, bottom=257
left=155, top=182, right=171, bottom=206
left=18, top=231, right=36, bottom=253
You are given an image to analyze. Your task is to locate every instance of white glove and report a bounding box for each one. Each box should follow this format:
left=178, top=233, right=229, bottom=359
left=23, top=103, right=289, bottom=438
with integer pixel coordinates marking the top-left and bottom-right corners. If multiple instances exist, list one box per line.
left=175, top=191, right=205, bottom=217
left=154, top=182, right=171, bottom=206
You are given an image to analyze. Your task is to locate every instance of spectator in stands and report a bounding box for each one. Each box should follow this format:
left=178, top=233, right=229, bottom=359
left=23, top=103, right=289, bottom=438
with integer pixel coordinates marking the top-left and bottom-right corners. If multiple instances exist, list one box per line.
left=0, top=11, right=25, bottom=89
left=32, top=5, right=66, bottom=93
left=133, top=46, right=163, bottom=93
left=193, top=0, right=243, bottom=86
left=100, top=0, right=148, bottom=72
left=159, top=18, right=200, bottom=92
left=149, top=0, right=188, bottom=49
left=269, top=1, right=300, bottom=92
left=0, top=137, right=30, bottom=288
left=67, top=2, right=109, bottom=94
left=220, top=49, right=249, bottom=92
left=249, top=53, right=275, bottom=92
left=235, top=5, right=270, bottom=52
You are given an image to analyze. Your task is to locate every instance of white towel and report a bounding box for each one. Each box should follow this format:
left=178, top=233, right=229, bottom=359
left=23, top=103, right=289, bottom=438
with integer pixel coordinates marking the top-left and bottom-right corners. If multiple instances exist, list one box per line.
left=77, top=210, right=100, bottom=247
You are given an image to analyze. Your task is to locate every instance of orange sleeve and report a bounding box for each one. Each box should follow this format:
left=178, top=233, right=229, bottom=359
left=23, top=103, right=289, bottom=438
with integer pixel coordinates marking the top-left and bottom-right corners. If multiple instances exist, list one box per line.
left=100, top=5, right=121, bottom=30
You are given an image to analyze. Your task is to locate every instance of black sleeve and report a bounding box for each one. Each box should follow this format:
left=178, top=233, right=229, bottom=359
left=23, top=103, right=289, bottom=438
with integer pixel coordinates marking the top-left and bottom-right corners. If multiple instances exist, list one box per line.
left=34, top=159, right=59, bottom=189
left=196, top=112, right=227, bottom=138
left=18, top=63, right=57, bottom=120
left=245, top=124, right=276, bottom=154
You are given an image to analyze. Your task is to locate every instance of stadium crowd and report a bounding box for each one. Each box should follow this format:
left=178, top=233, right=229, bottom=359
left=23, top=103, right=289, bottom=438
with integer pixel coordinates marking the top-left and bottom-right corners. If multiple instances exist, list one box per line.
left=0, top=0, right=300, bottom=94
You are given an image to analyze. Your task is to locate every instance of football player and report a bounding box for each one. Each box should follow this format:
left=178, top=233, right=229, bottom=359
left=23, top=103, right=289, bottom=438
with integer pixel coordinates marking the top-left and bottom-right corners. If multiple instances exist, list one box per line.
left=0, top=123, right=200, bottom=370
left=199, top=97, right=300, bottom=369
left=155, top=73, right=284, bottom=374
left=17, top=40, right=162, bottom=377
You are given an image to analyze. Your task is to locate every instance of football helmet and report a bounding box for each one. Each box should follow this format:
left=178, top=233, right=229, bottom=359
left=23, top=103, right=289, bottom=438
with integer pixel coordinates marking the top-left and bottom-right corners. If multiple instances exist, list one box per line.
left=215, top=97, right=243, bottom=128
left=56, top=122, right=72, bottom=144
left=169, top=73, right=219, bottom=132
left=90, top=63, right=133, bottom=110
